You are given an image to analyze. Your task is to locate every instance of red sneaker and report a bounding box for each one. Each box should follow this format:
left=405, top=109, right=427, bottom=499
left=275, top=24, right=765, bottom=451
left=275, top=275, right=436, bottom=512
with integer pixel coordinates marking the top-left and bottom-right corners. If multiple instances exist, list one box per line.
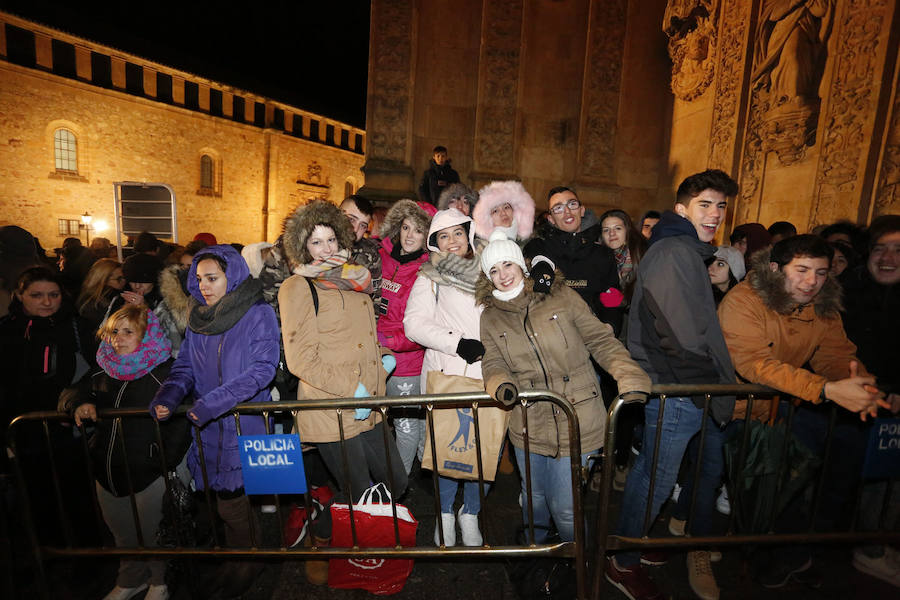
left=605, top=558, right=664, bottom=600
left=639, top=550, right=669, bottom=566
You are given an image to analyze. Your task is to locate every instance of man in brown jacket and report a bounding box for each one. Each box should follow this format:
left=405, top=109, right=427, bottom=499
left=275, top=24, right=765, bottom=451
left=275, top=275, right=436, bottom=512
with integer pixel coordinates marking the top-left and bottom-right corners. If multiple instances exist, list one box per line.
left=718, top=234, right=887, bottom=588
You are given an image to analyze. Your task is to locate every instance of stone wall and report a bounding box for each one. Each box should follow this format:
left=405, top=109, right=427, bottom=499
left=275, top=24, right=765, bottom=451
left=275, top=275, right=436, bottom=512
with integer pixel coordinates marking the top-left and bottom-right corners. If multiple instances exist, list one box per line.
left=664, top=0, right=900, bottom=233
left=361, top=0, right=672, bottom=216
left=0, top=12, right=366, bottom=248
left=365, top=0, right=900, bottom=230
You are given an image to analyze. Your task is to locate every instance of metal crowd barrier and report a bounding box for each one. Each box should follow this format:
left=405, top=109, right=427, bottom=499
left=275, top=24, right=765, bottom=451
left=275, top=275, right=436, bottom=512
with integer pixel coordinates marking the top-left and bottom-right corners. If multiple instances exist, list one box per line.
left=6, top=389, right=590, bottom=599
left=593, top=384, right=900, bottom=598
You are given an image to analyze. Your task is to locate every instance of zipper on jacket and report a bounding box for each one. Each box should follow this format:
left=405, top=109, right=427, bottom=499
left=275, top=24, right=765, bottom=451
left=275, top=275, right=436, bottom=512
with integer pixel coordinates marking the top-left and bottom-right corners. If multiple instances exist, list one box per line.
left=549, top=314, right=569, bottom=349
left=106, top=380, right=129, bottom=496
left=216, top=336, right=225, bottom=477
left=524, top=306, right=549, bottom=388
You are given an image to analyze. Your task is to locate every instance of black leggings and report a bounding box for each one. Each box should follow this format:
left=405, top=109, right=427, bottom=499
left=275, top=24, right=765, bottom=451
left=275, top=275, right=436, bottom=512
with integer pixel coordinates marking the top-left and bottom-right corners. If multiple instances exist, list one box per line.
left=316, top=422, right=408, bottom=503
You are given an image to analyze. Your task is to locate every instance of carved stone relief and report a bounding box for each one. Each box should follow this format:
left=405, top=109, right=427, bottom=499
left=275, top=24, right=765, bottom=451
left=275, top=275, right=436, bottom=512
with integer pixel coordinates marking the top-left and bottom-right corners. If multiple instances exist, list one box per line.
left=707, top=0, right=752, bottom=172
left=874, top=69, right=900, bottom=216
left=811, top=0, right=889, bottom=227
left=663, top=0, right=718, bottom=102
left=367, top=0, right=413, bottom=165
left=752, top=0, right=836, bottom=166
left=474, top=0, right=523, bottom=174
left=578, top=0, right=627, bottom=181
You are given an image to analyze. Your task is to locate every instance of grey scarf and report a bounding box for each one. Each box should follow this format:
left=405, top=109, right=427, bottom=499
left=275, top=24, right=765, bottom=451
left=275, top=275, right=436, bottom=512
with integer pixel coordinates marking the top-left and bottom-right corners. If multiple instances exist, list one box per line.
left=188, top=277, right=264, bottom=335
left=419, top=251, right=482, bottom=295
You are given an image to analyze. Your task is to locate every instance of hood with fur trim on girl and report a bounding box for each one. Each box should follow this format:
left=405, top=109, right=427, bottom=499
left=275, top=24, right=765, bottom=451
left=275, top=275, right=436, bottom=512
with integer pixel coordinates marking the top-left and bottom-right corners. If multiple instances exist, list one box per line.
left=281, top=200, right=357, bottom=267
left=379, top=199, right=435, bottom=243
left=472, top=180, right=535, bottom=242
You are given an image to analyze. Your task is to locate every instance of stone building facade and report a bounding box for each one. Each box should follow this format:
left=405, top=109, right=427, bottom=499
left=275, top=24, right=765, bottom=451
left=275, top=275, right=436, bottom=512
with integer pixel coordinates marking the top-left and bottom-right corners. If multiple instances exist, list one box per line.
left=0, top=12, right=366, bottom=248
left=363, top=0, right=900, bottom=233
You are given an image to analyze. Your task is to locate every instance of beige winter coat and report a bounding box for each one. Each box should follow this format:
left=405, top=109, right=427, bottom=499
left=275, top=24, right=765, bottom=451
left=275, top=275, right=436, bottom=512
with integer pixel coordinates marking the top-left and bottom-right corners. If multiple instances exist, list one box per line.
left=478, top=274, right=650, bottom=457
left=279, top=275, right=386, bottom=443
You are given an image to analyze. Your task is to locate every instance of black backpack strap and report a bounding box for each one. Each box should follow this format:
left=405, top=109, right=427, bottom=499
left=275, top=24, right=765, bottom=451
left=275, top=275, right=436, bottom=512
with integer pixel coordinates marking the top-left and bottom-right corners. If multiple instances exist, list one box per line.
left=305, top=277, right=319, bottom=316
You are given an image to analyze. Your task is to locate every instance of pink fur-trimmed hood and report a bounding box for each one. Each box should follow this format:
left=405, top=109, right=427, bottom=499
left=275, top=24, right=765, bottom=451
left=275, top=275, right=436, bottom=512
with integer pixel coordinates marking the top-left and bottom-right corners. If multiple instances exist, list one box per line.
left=473, top=180, right=535, bottom=241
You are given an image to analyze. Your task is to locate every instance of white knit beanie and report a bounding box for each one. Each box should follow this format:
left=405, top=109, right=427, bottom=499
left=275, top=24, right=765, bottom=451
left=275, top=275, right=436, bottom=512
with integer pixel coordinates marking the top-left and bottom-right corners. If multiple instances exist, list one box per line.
left=481, top=230, right=529, bottom=276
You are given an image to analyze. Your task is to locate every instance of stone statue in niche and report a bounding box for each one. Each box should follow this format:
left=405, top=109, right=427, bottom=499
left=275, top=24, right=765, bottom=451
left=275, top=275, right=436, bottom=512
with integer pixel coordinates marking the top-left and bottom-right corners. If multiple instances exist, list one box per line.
left=306, top=161, right=323, bottom=184
left=752, top=0, right=835, bottom=165
left=663, top=0, right=718, bottom=101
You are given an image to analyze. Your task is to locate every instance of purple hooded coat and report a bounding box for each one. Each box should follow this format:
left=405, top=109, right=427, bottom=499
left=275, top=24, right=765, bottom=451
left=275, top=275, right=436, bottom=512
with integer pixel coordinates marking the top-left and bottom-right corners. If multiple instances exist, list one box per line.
left=150, top=244, right=279, bottom=491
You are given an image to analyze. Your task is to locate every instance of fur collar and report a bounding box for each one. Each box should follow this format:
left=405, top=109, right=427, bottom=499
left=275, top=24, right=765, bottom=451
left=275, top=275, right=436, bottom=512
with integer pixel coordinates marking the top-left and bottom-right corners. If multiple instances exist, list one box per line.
left=157, top=265, right=190, bottom=332
left=476, top=267, right=567, bottom=308
left=379, top=199, right=432, bottom=242
left=747, top=248, right=843, bottom=317
left=282, top=200, right=356, bottom=266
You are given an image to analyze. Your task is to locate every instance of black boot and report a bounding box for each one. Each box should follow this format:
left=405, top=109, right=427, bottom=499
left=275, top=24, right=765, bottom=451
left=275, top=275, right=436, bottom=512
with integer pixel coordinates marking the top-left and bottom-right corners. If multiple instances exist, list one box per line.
left=209, top=493, right=263, bottom=599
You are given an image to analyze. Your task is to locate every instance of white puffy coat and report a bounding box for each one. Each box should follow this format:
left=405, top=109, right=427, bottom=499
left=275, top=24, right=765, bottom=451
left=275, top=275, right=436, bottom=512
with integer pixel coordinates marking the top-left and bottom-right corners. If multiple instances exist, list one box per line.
left=403, top=208, right=484, bottom=390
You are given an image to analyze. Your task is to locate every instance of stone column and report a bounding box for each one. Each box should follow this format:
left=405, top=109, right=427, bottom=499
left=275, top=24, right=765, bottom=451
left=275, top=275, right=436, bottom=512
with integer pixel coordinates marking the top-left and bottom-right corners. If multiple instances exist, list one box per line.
left=359, top=0, right=417, bottom=203
left=470, top=0, right=524, bottom=188
left=575, top=0, right=626, bottom=187
left=810, top=0, right=898, bottom=228
left=34, top=32, right=52, bottom=70
left=873, top=47, right=900, bottom=217
left=75, top=45, right=91, bottom=81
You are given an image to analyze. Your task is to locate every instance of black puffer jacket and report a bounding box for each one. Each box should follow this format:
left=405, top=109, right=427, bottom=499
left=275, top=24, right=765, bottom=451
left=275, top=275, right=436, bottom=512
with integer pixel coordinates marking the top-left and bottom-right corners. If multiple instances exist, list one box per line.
left=524, top=210, right=623, bottom=333
left=840, top=266, right=900, bottom=395
left=77, top=360, right=192, bottom=496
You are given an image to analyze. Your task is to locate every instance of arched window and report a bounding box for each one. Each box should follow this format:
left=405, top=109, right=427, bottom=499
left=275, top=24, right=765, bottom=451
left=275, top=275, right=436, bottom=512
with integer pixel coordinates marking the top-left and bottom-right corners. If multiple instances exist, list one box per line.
left=54, top=128, right=77, bottom=172
left=200, top=155, right=214, bottom=190
left=344, top=180, right=354, bottom=198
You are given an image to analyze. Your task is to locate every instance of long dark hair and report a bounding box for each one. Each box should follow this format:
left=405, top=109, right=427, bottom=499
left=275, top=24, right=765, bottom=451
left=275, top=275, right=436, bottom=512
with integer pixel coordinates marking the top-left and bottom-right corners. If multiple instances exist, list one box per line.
left=599, top=209, right=646, bottom=266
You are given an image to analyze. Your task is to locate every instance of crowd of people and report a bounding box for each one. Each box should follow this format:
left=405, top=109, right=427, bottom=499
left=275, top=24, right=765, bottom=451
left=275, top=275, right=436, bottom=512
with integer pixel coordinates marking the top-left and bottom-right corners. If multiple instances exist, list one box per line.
left=1, top=167, right=898, bottom=600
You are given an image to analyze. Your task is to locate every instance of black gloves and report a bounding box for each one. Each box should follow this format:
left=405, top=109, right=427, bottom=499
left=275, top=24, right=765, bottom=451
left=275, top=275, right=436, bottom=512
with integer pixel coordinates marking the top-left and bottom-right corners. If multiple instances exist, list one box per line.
left=496, top=383, right=519, bottom=405
left=531, top=261, right=554, bottom=294
left=456, top=338, right=485, bottom=364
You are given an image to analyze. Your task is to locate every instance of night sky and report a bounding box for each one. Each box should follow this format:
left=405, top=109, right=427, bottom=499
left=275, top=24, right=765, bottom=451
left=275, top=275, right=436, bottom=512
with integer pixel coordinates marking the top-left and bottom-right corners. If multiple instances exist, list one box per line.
left=0, top=0, right=371, bottom=128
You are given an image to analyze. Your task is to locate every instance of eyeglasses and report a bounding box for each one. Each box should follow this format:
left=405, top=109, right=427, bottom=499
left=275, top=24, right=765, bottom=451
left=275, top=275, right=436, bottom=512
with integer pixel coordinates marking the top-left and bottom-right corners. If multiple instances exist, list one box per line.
left=549, top=199, right=581, bottom=215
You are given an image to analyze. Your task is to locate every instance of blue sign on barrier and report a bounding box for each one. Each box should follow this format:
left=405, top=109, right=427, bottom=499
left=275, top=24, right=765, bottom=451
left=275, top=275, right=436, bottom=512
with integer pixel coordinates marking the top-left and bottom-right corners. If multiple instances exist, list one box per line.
left=238, top=434, right=307, bottom=495
left=862, top=418, right=900, bottom=480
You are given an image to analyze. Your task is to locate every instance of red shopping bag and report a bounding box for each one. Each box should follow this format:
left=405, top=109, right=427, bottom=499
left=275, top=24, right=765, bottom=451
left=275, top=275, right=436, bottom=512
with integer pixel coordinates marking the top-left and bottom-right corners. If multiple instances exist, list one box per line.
left=328, top=483, right=418, bottom=595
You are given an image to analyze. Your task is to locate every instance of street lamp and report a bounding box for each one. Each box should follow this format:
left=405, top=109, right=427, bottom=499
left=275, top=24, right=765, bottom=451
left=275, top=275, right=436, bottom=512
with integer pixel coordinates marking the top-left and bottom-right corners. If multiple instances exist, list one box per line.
left=80, top=212, right=93, bottom=245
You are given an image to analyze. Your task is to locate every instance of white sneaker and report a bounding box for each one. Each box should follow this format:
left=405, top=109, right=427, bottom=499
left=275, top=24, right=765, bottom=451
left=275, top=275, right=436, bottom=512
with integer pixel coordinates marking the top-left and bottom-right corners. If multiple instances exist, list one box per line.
left=715, top=487, right=731, bottom=515
left=102, top=584, right=148, bottom=600
left=671, top=483, right=682, bottom=502
left=261, top=504, right=277, bottom=514
left=434, top=512, right=456, bottom=547
left=853, top=548, right=900, bottom=588
left=145, top=584, right=170, bottom=600
left=458, top=505, right=483, bottom=547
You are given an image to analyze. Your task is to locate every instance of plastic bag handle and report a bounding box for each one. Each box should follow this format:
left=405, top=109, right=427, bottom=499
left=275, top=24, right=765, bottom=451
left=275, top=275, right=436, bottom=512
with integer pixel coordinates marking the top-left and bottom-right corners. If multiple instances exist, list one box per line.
left=357, top=482, right=392, bottom=506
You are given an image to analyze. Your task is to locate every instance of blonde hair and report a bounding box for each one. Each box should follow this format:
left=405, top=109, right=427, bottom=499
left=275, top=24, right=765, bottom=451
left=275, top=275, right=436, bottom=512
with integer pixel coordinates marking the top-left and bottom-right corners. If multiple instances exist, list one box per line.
left=77, top=258, right=122, bottom=313
left=98, top=304, right=148, bottom=343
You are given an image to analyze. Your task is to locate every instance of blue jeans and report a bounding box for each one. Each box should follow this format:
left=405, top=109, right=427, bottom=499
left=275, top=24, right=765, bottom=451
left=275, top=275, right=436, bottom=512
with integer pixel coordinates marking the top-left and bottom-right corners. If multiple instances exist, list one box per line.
left=615, top=396, right=704, bottom=567
left=514, top=447, right=594, bottom=543
left=438, top=477, right=485, bottom=514
left=673, top=417, right=733, bottom=536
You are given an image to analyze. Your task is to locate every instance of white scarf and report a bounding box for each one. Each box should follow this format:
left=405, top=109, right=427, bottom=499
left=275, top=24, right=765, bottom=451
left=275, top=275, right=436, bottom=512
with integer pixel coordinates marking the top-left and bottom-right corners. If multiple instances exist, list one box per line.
left=492, top=280, right=525, bottom=301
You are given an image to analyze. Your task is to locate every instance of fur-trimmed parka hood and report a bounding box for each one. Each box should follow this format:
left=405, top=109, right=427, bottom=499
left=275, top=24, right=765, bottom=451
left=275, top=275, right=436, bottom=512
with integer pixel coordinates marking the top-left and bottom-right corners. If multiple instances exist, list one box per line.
left=747, top=247, right=842, bottom=317
left=157, top=264, right=190, bottom=333
left=475, top=265, right=566, bottom=308
left=282, top=200, right=356, bottom=266
left=473, top=181, right=535, bottom=241
left=379, top=199, right=434, bottom=242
